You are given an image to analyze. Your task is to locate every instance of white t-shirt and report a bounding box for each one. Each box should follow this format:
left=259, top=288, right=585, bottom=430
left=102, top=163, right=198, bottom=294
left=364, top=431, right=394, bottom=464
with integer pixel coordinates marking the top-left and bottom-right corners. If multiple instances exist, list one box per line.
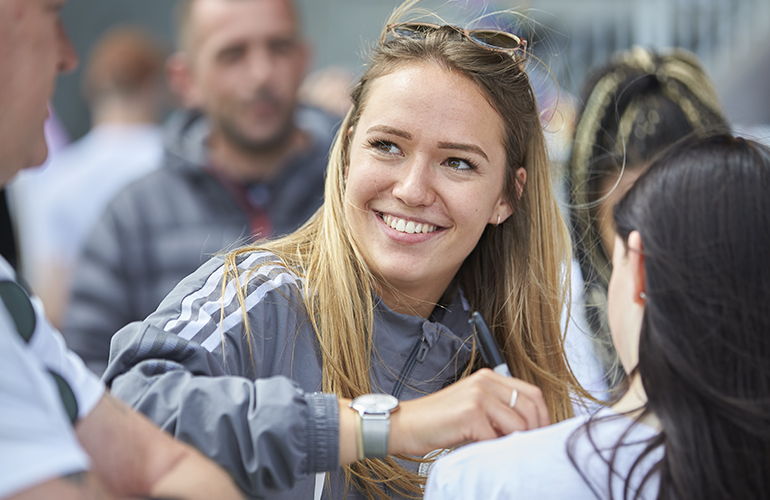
left=424, top=408, right=661, bottom=500
left=0, top=257, right=104, bottom=497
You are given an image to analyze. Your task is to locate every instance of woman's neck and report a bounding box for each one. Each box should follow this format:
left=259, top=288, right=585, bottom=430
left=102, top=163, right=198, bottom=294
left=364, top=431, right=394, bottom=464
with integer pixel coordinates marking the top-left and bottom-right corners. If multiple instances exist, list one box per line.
left=374, top=280, right=448, bottom=318
left=611, top=374, right=661, bottom=430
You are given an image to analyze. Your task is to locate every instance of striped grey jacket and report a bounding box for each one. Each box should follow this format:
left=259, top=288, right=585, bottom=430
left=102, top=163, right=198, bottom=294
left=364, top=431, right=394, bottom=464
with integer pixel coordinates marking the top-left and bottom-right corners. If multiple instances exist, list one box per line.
left=103, top=250, right=476, bottom=500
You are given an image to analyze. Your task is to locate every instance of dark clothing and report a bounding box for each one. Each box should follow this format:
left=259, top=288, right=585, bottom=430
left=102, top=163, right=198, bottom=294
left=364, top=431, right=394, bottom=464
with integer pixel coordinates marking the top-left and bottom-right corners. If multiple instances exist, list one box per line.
left=64, top=107, right=337, bottom=375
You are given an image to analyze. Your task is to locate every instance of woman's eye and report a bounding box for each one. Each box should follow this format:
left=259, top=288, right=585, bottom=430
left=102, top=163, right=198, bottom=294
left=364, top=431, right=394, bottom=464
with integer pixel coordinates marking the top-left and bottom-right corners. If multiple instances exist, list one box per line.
left=445, top=157, right=476, bottom=171
left=372, top=140, right=401, bottom=155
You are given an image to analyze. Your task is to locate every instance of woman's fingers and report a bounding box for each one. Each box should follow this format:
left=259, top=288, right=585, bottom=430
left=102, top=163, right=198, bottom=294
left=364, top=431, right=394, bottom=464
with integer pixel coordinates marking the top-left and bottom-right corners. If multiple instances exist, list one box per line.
left=389, top=368, right=551, bottom=456
left=472, top=368, right=550, bottom=430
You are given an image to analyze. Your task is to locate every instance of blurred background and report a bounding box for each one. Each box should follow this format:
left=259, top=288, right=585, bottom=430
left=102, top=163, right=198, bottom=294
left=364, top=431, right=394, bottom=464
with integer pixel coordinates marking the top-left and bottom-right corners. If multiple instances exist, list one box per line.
left=53, top=0, right=770, bottom=141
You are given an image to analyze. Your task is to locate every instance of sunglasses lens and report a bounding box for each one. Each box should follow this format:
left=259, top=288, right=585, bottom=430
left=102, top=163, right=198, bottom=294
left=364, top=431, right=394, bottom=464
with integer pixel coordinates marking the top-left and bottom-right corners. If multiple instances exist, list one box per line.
left=393, top=23, right=436, bottom=40
left=469, top=30, right=521, bottom=50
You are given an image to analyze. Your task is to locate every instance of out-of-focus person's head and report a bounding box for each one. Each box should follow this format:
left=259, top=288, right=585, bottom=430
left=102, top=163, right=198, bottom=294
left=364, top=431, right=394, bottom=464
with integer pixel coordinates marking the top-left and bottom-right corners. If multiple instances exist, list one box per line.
left=567, top=47, right=728, bottom=388
left=167, top=0, right=309, bottom=154
left=298, top=66, right=355, bottom=119
left=570, top=46, right=728, bottom=260
left=610, top=133, right=770, bottom=498
left=82, top=26, right=166, bottom=118
left=0, top=0, right=78, bottom=183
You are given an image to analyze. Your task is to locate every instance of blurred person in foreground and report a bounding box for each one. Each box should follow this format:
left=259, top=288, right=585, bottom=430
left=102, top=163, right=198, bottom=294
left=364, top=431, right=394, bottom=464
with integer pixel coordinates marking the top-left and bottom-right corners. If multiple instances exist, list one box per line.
left=565, top=47, right=727, bottom=393
left=425, top=133, right=770, bottom=499
left=64, top=0, right=338, bottom=375
left=26, top=26, right=167, bottom=327
left=0, top=1, right=245, bottom=499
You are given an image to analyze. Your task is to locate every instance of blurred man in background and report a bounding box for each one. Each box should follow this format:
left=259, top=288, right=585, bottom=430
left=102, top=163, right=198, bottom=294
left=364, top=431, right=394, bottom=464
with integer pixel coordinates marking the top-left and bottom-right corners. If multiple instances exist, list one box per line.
left=64, top=0, right=338, bottom=375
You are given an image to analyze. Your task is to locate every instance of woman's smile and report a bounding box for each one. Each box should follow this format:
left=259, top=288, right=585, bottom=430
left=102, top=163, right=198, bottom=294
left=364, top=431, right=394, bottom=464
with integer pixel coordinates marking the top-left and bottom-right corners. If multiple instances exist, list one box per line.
left=379, top=212, right=440, bottom=235
left=344, top=61, right=513, bottom=312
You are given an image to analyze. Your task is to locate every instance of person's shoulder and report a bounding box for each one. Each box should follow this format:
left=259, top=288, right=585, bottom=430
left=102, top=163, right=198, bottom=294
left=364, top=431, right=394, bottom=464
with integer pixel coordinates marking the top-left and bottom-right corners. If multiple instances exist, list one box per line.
left=179, top=249, right=303, bottom=295
left=230, top=250, right=303, bottom=289
left=98, top=158, right=208, bottom=222
left=427, top=414, right=595, bottom=499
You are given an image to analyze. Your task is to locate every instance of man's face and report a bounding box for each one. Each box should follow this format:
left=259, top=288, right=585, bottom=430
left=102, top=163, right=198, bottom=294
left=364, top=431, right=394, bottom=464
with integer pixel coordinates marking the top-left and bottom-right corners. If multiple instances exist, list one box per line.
left=0, top=0, right=78, bottom=184
left=184, top=0, right=308, bottom=154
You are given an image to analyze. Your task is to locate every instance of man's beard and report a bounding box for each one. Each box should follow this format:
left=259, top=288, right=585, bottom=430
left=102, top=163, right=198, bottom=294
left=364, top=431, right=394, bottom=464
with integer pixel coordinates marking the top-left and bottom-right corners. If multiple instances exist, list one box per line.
left=217, top=107, right=296, bottom=156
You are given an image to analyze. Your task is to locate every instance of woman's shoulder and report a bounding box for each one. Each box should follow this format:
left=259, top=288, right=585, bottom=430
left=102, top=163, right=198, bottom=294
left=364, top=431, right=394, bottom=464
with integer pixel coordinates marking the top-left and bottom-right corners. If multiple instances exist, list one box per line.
left=426, top=414, right=594, bottom=499
left=182, top=249, right=304, bottom=292
left=426, top=409, right=659, bottom=500
left=153, top=249, right=306, bottom=333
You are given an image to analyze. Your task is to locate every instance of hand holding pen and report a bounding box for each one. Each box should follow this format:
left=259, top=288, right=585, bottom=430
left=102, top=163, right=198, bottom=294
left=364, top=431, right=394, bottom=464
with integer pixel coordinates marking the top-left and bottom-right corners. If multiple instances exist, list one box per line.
left=468, top=311, right=546, bottom=418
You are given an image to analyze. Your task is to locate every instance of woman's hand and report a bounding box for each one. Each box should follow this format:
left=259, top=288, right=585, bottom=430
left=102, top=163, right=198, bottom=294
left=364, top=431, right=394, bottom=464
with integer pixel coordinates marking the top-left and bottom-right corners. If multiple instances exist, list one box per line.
left=388, top=368, right=550, bottom=457
left=338, top=368, right=550, bottom=465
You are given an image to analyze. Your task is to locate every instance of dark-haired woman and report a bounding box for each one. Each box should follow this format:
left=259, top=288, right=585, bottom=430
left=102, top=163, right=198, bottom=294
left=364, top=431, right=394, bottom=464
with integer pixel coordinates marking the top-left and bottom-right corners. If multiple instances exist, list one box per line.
left=425, top=133, right=770, bottom=499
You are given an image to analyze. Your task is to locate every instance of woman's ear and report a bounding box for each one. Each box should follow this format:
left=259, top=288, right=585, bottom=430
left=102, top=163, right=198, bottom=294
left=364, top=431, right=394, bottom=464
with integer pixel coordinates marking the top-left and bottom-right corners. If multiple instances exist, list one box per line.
left=488, top=200, right=513, bottom=225
left=514, top=167, right=526, bottom=200
left=488, top=167, right=526, bottom=225
left=627, top=231, right=647, bottom=305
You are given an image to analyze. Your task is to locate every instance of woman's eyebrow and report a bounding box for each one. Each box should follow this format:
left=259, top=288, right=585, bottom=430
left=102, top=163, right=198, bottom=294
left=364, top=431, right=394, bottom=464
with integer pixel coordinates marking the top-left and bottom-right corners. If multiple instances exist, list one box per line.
left=438, top=142, right=489, bottom=161
left=366, top=125, right=412, bottom=140
left=365, top=126, right=489, bottom=161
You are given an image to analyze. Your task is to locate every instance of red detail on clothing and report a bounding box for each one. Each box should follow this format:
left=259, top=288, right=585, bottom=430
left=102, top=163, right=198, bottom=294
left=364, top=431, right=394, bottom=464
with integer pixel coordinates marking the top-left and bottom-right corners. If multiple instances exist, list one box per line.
left=205, top=166, right=272, bottom=239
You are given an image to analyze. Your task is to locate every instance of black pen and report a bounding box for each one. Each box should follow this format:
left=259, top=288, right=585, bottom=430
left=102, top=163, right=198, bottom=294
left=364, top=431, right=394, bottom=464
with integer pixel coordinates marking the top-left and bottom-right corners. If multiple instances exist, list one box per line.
left=469, top=311, right=513, bottom=377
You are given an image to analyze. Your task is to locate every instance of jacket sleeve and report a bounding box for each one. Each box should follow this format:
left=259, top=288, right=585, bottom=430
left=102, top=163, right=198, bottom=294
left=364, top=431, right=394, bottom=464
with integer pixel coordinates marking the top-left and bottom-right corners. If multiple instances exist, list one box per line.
left=101, top=255, right=340, bottom=497
left=103, top=321, right=338, bottom=496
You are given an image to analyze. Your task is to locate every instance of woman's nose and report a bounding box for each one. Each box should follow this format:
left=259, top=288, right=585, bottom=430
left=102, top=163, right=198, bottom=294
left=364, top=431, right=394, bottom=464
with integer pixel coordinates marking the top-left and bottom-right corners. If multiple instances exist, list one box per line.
left=392, top=159, right=436, bottom=207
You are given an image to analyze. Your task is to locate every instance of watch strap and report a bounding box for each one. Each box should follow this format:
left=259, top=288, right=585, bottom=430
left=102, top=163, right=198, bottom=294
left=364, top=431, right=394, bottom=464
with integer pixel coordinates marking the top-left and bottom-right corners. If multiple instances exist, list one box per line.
left=361, top=413, right=390, bottom=458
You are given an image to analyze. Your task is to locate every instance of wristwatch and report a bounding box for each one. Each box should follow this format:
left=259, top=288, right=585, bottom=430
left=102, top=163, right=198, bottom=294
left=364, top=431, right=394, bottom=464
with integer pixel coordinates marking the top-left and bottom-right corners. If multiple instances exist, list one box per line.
left=349, top=394, right=400, bottom=459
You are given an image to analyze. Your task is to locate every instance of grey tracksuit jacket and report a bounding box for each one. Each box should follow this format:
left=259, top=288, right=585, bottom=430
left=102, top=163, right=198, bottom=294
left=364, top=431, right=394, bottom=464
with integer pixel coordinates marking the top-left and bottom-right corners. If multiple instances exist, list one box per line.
left=103, top=250, right=476, bottom=499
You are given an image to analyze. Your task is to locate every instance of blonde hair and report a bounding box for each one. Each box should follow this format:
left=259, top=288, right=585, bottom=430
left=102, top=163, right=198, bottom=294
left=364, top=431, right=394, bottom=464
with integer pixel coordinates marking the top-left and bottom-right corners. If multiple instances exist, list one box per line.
left=223, top=1, right=576, bottom=497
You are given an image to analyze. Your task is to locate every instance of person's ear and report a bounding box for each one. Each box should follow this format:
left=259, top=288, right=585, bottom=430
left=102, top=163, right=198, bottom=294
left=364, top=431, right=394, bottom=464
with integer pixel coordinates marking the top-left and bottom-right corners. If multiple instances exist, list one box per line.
left=165, top=52, right=202, bottom=109
left=488, top=167, right=525, bottom=225
left=514, top=167, right=526, bottom=200
left=627, top=231, right=647, bottom=305
left=488, top=199, right=513, bottom=225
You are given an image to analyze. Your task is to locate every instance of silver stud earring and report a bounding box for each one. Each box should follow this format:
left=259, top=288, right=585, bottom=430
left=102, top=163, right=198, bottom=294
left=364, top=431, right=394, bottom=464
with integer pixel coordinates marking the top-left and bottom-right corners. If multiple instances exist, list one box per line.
left=497, top=215, right=501, bottom=225
left=640, top=291, right=647, bottom=300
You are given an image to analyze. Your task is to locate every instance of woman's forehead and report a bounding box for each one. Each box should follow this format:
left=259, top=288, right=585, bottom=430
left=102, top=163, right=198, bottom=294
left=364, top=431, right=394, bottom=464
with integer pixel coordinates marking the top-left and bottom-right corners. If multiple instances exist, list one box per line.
left=356, top=62, right=505, bottom=155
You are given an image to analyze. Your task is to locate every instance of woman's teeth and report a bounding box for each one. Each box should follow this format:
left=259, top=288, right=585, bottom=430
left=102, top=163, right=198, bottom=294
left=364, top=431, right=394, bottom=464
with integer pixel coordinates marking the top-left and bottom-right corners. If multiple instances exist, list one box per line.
left=381, top=214, right=437, bottom=234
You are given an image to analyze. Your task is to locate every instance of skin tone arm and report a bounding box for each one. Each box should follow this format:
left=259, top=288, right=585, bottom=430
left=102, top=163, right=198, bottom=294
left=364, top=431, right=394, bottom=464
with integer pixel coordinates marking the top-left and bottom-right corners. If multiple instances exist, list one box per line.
left=73, top=393, right=244, bottom=500
left=339, top=368, right=550, bottom=465
left=6, top=472, right=113, bottom=500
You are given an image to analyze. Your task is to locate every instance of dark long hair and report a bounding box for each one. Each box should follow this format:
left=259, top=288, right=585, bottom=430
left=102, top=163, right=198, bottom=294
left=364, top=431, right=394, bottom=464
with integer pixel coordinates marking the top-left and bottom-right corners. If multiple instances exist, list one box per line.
left=581, top=133, right=770, bottom=499
left=567, top=47, right=728, bottom=389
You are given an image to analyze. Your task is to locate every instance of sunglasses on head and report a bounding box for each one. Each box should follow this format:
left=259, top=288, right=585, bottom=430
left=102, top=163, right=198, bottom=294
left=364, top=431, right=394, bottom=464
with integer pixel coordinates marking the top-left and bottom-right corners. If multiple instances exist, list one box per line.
left=386, top=22, right=527, bottom=57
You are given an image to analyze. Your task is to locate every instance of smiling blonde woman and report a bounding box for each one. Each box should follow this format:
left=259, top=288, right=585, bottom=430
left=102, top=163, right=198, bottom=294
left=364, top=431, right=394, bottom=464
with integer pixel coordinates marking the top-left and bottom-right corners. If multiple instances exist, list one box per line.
left=104, top=1, right=588, bottom=499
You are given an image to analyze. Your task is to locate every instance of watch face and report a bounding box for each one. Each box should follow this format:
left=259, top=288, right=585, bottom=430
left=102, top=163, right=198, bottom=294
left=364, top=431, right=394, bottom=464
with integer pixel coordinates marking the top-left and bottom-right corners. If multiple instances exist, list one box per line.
left=352, top=394, right=399, bottom=413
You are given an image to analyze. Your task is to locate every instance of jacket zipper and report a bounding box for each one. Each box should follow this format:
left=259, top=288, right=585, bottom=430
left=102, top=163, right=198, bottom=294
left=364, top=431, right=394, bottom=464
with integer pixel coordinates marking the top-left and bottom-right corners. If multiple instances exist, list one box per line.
left=391, top=332, right=428, bottom=399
